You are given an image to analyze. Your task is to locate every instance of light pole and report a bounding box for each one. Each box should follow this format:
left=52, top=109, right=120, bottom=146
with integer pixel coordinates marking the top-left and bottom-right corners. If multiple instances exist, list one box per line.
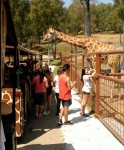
left=123, top=20, right=124, bottom=49
left=47, top=39, right=50, bottom=66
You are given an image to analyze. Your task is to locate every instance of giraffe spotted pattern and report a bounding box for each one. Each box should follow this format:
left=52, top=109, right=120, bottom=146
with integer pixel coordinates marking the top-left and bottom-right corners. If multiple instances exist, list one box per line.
left=44, top=27, right=120, bottom=73
left=2, top=88, right=24, bottom=137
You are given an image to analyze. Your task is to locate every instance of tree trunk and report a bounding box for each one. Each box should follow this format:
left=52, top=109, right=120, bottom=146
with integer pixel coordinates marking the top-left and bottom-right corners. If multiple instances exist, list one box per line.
left=123, top=20, right=124, bottom=48
left=51, top=37, right=56, bottom=60
left=85, top=0, right=91, bottom=37
left=54, top=37, right=56, bottom=59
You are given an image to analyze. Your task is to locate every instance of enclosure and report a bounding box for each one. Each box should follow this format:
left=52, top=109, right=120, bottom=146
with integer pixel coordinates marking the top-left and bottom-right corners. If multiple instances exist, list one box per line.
left=58, top=49, right=124, bottom=144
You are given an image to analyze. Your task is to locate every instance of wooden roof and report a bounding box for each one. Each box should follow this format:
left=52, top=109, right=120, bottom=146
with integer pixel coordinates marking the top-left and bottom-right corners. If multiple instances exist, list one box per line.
left=5, top=45, right=41, bottom=56
left=18, top=45, right=40, bottom=55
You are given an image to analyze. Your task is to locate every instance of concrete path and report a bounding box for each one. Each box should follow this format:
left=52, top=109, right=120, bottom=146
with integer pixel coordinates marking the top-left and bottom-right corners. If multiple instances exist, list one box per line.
left=17, top=89, right=124, bottom=150
left=60, top=90, right=124, bottom=150
left=17, top=65, right=124, bottom=150
left=50, top=65, right=124, bottom=150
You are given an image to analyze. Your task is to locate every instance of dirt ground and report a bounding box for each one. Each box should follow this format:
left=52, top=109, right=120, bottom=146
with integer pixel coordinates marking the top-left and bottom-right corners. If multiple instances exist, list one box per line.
left=77, top=33, right=122, bottom=48
left=17, top=92, right=66, bottom=150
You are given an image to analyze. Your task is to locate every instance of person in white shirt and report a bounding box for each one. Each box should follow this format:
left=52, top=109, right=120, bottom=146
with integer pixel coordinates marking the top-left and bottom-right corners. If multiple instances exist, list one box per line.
left=53, top=67, right=63, bottom=117
left=80, top=67, right=96, bottom=117
left=1, top=102, right=12, bottom=150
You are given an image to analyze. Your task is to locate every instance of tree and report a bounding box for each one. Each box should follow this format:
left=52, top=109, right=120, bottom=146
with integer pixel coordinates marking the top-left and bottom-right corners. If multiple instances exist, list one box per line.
left=79, top=0, right=91, bottom=37
left=30, top=0, right=66, bottom=38
left=90, top=4, right=97, bottom=32
left=105, top=7, right=122, bottom=33
left=10, top=0, right=30, bottom=44
left=118, top=5, right=124, bottom=46
left=66, top=0, right=84, bottom=35
left=30, top=0, right=45, bottom=45
left=113, top=0, right=124, bottom=45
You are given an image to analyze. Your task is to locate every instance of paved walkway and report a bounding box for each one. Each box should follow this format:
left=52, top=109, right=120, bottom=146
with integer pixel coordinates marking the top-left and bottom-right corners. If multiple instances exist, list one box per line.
left=17, top=65, right=124, bottom=150
left=17, top=89, right=124, bottom=150
left=60, top=89, right=124, bottom=150
left=49, top=65, right=124, bottom=150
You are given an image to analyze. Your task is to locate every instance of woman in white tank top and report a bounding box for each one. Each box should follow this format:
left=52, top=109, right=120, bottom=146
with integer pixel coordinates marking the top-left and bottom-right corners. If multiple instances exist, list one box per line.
left=80, top=67, right=96, bottom=117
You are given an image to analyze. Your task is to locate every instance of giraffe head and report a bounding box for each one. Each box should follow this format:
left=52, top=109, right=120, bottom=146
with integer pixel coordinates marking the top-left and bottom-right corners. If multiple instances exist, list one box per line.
left=43, top=27, right=56, bottom=41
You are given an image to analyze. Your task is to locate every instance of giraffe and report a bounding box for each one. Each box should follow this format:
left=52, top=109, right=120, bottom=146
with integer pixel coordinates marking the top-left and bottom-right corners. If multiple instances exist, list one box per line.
left=43, top=28, right=120, bottom=73
left=1, top=86, right=29, bottom=137
left=43, top=28, right=122, bottom=101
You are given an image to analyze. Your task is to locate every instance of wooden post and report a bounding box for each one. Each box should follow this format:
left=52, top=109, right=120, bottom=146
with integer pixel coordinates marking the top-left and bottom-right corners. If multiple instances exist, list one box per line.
left=75, top=55, right=77, bottom=82
left=39, top=54, right=42, bottom=68
left=71, top=44, right=73, bottom=53
left=0, top=0, right=2, bottom=123
left=95, top=53, right=101, bottom=115
left=71, top=55, right=72, bottom=81
left=82, top=55, right=84, bottom=68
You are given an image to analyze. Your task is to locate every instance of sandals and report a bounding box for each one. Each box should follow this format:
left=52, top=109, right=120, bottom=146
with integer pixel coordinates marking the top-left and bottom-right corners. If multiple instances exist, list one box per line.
left=64, top=120, right=73, bottom=125
left=35, top=114, right=42, bottom=119
left=58, top=119, right=63, bottom=125
left=80, top=113, right=89, bottom=117
left=38, top=114, right=42, bottom=118
left=35, top=114, right=39, bottom=119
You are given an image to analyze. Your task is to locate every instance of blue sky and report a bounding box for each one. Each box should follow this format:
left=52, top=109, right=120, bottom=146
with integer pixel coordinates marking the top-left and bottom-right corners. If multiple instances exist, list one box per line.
left=63, top=0, right=113, bottom=8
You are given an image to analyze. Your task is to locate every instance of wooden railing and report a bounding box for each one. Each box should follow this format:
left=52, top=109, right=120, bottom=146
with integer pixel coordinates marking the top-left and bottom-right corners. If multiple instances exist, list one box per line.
left=58, top=50, right=124, bottom=144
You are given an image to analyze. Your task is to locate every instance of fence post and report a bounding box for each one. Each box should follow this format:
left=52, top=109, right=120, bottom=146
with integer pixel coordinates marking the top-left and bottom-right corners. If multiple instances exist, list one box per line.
left=60, top=51, right=62, bottom=64
left=82, top=55, right=84, bottom=68
left=75, top=55, right=77, bottom=88
left=71, top=55, right=72, bottom=81
left=80, top=54, right=85, bottom=91
left=95, top=53, right=100, bottom=115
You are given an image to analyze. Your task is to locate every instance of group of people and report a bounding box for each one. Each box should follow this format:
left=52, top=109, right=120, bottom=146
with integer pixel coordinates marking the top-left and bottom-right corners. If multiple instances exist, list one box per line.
left=3, top=61, right=96, bottom=125
left=3, top=59, right=96, bottom=123
left=54, top=64, right=96, bottom=125
left=27, top=63, right=54, bottom=118
left=1, top=62, right=96, bottom=150
left=26, top=61, right=96, bottom=125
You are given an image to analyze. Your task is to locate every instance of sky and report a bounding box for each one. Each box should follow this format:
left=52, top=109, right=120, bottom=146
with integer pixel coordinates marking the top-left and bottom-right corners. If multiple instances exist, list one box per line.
left=63, top=0, right=113, bottom=8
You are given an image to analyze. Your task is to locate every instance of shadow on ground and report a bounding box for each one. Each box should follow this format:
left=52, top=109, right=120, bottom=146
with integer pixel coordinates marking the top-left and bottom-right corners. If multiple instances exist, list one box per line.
left=17, top=143, right=73, bottom=150
left=17, top=92, right=62, bottom=145
left=17, top=91, right=87, bottom=149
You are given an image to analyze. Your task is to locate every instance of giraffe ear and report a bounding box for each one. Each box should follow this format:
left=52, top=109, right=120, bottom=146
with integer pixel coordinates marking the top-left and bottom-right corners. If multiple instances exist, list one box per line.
left=47, top=27, right=52, bottom=33
left=46, top=28, right=49, bottom=33
left=49, top=26, right=52, bottom=30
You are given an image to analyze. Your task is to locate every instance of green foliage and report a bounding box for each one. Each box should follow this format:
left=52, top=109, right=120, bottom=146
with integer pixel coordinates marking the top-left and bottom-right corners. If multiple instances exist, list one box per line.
left=50, top=58, right=61, bottom=66
left=66, top=0, right=84, bottom=34
left=94, top=3, right=113, bottom=31
left=105, top=8, right=122, bottom=32
left=10, top=0, right=30, bottom=44
left=118, top=5, right=124, bottom=21
left=113, top=0, right=124, bottom=7
left=10, top=0, right=124, bottom=47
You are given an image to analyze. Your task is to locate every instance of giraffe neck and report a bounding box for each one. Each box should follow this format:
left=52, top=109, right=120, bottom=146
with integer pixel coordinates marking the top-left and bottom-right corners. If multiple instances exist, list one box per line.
left=54, top=30, right=119, bottom=73
left=55, top=30, right=83, bottom=46
left=55, top=30, right=116, bottom=52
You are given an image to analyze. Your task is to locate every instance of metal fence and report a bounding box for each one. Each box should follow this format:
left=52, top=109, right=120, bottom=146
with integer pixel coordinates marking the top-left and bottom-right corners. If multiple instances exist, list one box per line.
left=58, top=50, right=124, bottom=144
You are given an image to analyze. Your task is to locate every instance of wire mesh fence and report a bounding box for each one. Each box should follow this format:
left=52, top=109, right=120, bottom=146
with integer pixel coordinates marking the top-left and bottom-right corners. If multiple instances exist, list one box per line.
left=99, top=77, right=124, bottom=139
left=60, top=50, right=124, bottom=144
